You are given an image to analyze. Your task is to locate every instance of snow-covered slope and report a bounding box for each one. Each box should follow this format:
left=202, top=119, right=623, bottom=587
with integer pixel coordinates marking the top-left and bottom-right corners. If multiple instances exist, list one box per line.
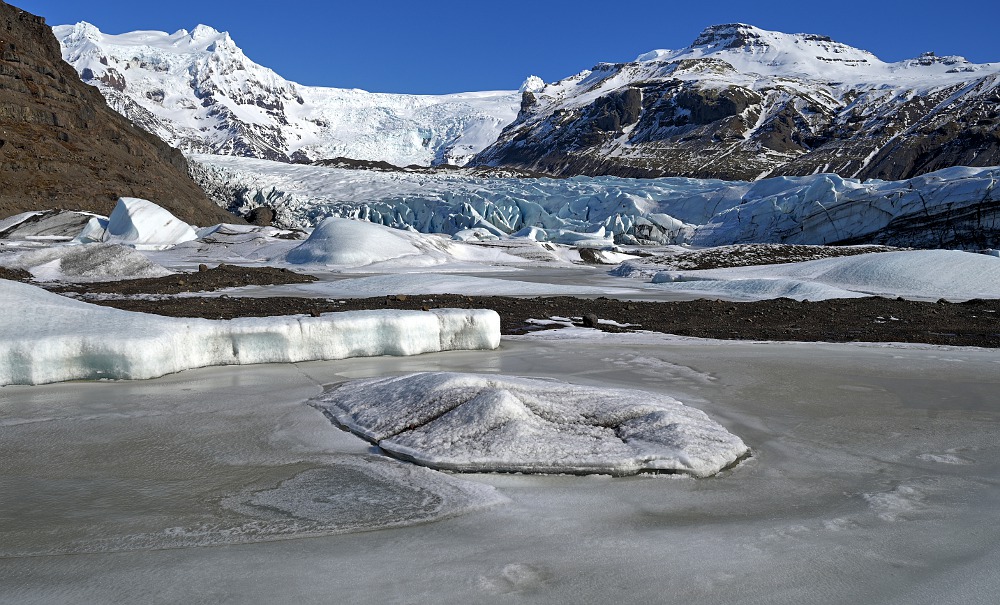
left=474, top=23, right=1000, bottom=181
left=53, top=22, right=521, bottom=166
left=191, top=154, right=1000, bottom=249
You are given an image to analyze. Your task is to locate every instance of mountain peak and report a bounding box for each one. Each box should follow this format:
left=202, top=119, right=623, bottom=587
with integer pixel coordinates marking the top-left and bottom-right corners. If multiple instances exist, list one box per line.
left=62, top=21, right=102, bottom=44
left=634, top=23, right=882, bottom=81
left=690, top=23, right=858, bottom=56
left=190, top=24, right=222, bottom=40
left=691, top=23, right=769, bottom=50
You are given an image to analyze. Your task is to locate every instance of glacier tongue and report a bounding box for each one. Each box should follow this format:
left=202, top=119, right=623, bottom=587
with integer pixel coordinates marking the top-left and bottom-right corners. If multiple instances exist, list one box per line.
left=191, top=155, right=1000, bottom=249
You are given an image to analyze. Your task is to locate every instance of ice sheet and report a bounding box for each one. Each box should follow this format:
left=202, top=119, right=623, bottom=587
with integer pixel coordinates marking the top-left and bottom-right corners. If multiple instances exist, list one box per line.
left=3, top=335, right=999, bottom=604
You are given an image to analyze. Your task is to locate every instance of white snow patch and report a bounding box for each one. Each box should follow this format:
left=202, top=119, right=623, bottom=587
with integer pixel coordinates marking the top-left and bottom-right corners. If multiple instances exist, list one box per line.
left=653, top=250, right=1000, bottom=301
left=273, top=273, right=638, bottom=299
left=649, top=276, right=867, bottom=301
left=314, top=372, right=748, bottom=477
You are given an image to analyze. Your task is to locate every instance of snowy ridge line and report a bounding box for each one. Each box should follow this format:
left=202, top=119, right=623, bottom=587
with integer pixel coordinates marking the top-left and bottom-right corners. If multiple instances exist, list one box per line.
left=0, top=280, right=500, bottom=386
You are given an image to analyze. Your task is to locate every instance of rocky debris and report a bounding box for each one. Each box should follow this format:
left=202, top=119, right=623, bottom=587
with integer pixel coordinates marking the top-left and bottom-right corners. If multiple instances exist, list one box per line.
left=80, top=291, right=1000, bottom=348
left=49, top=263, right=316, bottom=295
left=0, top=2, right=238, bottom=226
left=245, top=206, right=274, bottom=226
left=640, top=244, right=904, bottom=271
left=309, top=156, right=554, bottom=179
left=581, top=313, right=600, bottom=328
left=0, top=266, right=32, bottom=281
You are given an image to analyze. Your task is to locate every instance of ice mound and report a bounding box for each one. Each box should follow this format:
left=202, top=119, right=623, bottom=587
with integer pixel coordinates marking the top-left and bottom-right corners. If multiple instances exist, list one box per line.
left=0, top=243, right=172, bottom=282
left=285, top=217, right=524, bottom=268
left=87, top=197, right=199, bottom=249
left=0, top=280, right=501, bottom=386
left=315, top=372, right=749, bottom=477
left=286, top=218, right=423, bottom=266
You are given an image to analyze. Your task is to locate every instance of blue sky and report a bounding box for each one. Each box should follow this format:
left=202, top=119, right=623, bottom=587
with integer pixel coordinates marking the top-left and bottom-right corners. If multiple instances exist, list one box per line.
left=23, top=0, right=1000, bottom=94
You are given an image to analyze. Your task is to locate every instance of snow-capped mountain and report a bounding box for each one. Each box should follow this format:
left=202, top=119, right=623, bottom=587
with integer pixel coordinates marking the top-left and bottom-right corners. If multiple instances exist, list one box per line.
left=53, top=22, right=522, bottom=166
left=473, top=24, right=1000, bottom=181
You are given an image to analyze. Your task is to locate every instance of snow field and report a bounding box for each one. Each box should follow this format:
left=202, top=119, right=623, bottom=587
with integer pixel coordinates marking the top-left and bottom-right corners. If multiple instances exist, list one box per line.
left=646, top=250, right=1000, bottom=301
left=315, top=372, right=749, bottom=477
left=0, top=280, right=500, bottom=386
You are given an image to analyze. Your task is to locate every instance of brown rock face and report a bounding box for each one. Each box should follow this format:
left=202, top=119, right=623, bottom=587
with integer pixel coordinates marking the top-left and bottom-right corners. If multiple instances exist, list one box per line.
left=0, top=1, right=238, bottom=225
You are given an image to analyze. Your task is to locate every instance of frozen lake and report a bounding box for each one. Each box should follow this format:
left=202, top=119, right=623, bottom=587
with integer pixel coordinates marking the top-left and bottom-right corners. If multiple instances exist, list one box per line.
left=3, top=331, right=999, bottom=604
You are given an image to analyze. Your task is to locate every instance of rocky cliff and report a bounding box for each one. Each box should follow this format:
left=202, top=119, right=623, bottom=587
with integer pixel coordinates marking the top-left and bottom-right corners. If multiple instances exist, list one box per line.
left=0, top=1, right=237, bottom=225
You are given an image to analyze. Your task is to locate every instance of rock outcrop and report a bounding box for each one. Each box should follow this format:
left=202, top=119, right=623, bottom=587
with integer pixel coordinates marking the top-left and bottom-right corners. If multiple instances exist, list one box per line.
left=0, top=1, right=237, bottom=225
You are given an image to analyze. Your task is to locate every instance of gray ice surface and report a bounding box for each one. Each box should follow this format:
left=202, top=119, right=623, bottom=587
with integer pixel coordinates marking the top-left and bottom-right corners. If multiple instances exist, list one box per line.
left=2, top=333, right=999, bottom=604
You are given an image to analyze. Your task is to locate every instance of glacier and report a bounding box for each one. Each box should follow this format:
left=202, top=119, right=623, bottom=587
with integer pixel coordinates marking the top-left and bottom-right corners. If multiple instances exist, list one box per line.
left=0, top=279, right=500, bottom=386
left=191, top=155, right=1000, bottom=249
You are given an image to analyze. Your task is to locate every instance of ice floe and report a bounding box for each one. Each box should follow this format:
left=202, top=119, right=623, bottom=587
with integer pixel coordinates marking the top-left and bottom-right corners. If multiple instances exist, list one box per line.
left=314, top=372, right=748, bottom=477
left=0, top=280, right=500, bottom=386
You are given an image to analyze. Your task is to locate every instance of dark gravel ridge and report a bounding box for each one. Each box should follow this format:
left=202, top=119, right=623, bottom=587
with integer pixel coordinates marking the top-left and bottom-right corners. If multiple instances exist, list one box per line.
left=87, top=293, right=1000, bottom=348
left=7, top=262, right=997, bottom=347
left=45, top=263, right=317, bottom=295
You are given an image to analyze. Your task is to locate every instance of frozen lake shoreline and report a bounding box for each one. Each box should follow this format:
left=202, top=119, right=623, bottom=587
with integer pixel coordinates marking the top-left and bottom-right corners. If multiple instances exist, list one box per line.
left=3, top=333, right=999, bottom=604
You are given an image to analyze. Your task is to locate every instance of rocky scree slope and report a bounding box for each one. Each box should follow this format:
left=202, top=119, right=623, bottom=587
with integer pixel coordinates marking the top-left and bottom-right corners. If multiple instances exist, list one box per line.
left=54, top=22, right=521, bottom=167
left=0, top=2, right=236, bottom=225
left=473, top=24, right=1000, bottom=181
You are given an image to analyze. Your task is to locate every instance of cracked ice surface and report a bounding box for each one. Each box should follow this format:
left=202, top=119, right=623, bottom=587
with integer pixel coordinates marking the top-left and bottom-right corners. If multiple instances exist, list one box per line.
left=314, top=372, right=748, bottom=477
